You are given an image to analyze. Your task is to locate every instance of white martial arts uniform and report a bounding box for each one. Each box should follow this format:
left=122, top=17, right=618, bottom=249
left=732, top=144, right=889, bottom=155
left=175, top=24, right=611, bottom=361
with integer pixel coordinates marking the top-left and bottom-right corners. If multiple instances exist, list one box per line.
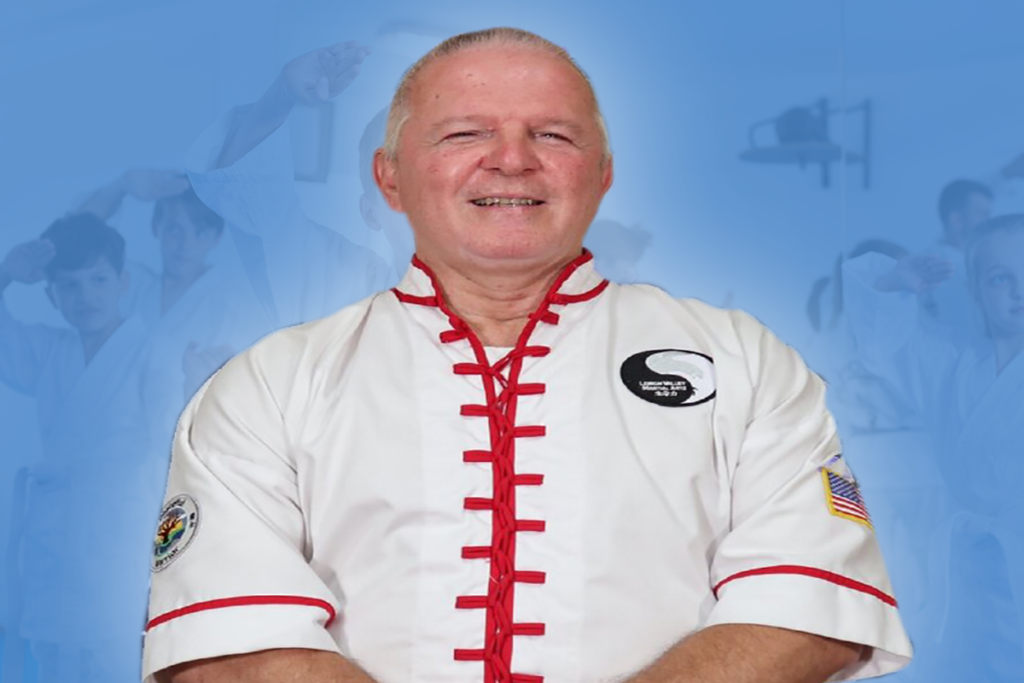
left=121, top=261, right=271, bottom=375
left=919, top=242, right=981, bottom=340
left=843, top=252, right=1024, bottom=679
left=0, top=299, right=180, bottom=647
left=843, top=252, right=1024, bottom=513
left=183, top=105, right=391, bottom=328
left=144, top=253, right=912, bottom=683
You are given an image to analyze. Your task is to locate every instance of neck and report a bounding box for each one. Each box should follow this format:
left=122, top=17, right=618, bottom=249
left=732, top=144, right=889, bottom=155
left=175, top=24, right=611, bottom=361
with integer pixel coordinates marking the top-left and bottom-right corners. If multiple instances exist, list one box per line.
left=993, top=331, right=1024, bottom=374
left=79, top=316, right=123, bottom=365
left=422, top=254, right=575, bottom=347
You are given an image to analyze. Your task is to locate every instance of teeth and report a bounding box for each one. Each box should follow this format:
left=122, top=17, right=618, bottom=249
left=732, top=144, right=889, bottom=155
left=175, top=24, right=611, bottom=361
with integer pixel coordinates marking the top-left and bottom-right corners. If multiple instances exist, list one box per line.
left=471, top=197, right=541, bottom=207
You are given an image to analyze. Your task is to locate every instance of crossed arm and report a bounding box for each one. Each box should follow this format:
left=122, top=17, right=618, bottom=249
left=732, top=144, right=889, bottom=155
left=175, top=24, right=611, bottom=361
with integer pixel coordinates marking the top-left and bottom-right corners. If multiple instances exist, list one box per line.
left=158, top=623, right=864, bottom=683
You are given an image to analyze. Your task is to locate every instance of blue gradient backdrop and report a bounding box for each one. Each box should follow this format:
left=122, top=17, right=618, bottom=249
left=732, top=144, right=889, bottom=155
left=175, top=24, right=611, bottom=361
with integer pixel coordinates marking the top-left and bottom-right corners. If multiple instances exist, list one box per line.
left=1, top=0, right=1023, bottom=681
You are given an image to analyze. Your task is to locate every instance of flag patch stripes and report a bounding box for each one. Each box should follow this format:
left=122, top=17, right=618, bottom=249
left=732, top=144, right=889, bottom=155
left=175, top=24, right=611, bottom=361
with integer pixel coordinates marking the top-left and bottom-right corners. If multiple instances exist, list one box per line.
left=821, top=468, right=873, bottom=530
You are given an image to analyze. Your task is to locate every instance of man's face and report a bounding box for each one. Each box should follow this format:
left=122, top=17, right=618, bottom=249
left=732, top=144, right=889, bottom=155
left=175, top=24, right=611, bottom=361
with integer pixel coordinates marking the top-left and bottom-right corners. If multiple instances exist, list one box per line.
left=46, top=256, right=128, bottom=334
left=973, top=230, right=1024, bottom=338
left=375, top=45, right=613, bottom=272
left=154, top=201, right=221, bottom=278
left=947, top=192, right=992, bottom=249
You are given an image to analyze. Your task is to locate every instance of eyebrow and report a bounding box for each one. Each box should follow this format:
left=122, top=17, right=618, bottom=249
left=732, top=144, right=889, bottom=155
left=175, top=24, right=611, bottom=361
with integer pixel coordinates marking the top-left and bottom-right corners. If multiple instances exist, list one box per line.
left=428, top=117, right=492, bottom=134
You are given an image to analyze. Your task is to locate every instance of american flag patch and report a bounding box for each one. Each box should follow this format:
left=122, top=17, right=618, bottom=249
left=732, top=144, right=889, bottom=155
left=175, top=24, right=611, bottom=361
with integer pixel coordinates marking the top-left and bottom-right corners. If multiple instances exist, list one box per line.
left=821, top=467, right=873, bottom=530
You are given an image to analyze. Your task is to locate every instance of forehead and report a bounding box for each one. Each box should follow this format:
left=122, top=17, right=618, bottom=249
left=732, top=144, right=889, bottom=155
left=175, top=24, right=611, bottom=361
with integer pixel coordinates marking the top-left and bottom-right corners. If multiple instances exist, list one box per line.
left=976, top=230, right=1024, bottom=268
left=409, top=45, right=595, bottom=123
left=967, top=192, right=992, bottom=209
left=50, top=256, right=116, bottom=281
left=155, top=199, right=197, bottom=226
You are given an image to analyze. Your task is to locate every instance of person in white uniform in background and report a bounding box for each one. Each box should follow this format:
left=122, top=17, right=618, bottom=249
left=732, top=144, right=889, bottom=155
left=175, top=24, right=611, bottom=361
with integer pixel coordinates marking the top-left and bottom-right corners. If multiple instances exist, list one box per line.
left=922, top=180, right=994, bottom=338
left=923, top=155, right=1024, bottom=341
left=844, top=214, right=1024, bottom=681
left=183, top=42, right=389, bottom=328
left=804, top=240, right=952, bottom=680
left=0, top=214, right=181, bottom=683
left=78, top=171, right=271, bottom=396
left=145, top=28, right=912, bottom=683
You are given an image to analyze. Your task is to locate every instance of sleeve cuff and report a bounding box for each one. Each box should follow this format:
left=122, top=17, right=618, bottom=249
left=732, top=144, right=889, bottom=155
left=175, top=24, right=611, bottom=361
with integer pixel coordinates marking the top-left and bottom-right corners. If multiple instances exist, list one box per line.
left=183, top=104, right=301, bottom=238
left=703, top=569, right=913, bottom=681
left=142, top=595, right=341, bottom=682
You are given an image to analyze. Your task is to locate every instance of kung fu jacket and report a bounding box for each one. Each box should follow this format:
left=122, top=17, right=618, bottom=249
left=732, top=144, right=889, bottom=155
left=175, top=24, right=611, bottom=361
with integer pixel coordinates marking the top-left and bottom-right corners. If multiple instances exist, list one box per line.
left=143, top=252, right=913, bottom=683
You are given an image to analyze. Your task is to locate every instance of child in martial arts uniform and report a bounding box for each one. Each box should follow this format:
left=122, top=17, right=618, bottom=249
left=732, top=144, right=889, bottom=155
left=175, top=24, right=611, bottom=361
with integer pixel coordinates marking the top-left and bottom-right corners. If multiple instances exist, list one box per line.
left=0, top=213, right=181, bottom=683
left=844, top=214, right=1024, bottom=682
left=78, top=172, right=271, bottom=395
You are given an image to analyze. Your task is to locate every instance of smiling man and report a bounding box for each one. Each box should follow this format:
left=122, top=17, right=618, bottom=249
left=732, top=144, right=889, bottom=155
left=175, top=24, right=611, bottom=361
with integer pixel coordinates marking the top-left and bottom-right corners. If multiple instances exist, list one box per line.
left=144, top=28, right=913, bottom=683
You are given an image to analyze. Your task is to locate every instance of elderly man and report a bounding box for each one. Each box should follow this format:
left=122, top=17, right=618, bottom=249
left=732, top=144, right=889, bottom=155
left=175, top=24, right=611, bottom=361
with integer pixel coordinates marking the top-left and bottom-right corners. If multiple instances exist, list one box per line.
left=143, top=28, right=912, bottom=683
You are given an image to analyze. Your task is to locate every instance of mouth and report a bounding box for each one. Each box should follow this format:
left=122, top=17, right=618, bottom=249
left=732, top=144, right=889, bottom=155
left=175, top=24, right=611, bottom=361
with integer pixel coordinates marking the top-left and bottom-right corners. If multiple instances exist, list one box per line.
left=470, top=196, right=545, bottom=208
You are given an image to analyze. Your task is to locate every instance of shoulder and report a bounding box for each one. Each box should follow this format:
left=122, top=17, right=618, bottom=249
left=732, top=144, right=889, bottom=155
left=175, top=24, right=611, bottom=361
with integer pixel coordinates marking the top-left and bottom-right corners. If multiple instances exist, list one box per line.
left=611, top=282, right=773, bottom=351
left=207, top=291, right=385, bottom=409
left=609, top=283, right=812, bottom=396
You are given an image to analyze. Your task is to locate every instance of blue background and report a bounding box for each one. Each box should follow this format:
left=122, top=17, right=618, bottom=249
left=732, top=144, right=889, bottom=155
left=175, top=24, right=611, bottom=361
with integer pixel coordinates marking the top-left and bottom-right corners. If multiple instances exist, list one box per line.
left=1, top=0, right=1023, bottom=680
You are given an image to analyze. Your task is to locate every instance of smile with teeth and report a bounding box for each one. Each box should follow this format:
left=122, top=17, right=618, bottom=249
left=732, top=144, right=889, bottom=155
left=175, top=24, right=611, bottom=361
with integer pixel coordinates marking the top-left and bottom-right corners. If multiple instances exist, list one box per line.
left=471, top=197, right=544, bottom=207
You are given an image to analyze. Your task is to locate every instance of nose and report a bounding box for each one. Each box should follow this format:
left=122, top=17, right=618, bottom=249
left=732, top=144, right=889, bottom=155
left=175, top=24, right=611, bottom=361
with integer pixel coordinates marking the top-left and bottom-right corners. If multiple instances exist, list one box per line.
left=483, top=126, right=540, bottom=176
left=79, top=281, right=99, bottom=306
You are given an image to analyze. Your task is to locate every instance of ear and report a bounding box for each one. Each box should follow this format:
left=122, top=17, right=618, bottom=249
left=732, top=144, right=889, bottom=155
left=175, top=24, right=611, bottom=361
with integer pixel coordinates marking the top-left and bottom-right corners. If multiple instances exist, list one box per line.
left=359, top=194, right=381, bottom=231
left=374, top=149, right=405, bottom=213
left=119, top=269, right=131, bottom=297
left=45, top=284, right=57, bottom=309
left=600, top=154, right=614, bottom=196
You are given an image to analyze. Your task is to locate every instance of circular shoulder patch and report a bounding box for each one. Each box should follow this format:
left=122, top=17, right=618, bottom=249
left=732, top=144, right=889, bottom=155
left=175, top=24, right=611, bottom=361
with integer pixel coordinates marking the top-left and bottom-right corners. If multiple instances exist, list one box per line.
left=152, top=494, right=200, bottom=572
left=620, top=349, right=716, bottom=407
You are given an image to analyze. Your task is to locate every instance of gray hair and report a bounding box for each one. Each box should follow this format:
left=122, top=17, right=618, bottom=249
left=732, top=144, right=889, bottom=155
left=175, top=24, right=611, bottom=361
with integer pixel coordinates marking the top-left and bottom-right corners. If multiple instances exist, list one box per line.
left=382, top=27, right=611, bottom=161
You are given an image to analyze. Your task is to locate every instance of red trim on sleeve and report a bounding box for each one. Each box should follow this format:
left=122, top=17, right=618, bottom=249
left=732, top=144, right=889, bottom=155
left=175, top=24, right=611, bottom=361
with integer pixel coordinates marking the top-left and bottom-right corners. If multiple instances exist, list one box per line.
left=146, top=595, right=338, bottom=631
left=713, top=565, right=897, bottom=607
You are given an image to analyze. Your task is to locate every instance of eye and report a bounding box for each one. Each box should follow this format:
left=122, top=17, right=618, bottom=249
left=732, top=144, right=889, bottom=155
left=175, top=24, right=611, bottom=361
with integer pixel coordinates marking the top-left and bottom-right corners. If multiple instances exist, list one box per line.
left=989, top=273, right=1010, bottom=286
left=537, top=131, right=571, bottom=142
left=443, top=130, right=483, bottom=142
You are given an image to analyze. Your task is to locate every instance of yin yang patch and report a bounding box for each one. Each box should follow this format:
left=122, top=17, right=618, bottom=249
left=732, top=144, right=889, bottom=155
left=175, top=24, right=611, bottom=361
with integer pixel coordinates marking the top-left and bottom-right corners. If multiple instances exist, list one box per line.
left=620, top=349, right=716, bottom=407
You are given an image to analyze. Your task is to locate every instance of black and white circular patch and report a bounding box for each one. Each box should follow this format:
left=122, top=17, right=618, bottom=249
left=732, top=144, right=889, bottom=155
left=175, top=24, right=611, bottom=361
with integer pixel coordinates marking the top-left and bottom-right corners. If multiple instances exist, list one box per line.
left=620, top=349, right=716, bottom=407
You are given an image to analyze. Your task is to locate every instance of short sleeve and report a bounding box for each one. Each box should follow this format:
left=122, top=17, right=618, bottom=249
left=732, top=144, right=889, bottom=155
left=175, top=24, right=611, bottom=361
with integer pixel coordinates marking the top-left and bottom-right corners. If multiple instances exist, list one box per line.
left=141, top=349, right=340, bottom=682
left=183, top=104, right=301, bottom=243
left=704, top=312, right=913, bottom=680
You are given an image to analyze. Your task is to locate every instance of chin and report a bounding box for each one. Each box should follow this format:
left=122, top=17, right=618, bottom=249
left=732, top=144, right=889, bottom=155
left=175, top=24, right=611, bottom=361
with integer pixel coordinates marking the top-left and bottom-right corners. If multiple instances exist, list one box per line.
left=464, top=234, right=576, bottom=263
